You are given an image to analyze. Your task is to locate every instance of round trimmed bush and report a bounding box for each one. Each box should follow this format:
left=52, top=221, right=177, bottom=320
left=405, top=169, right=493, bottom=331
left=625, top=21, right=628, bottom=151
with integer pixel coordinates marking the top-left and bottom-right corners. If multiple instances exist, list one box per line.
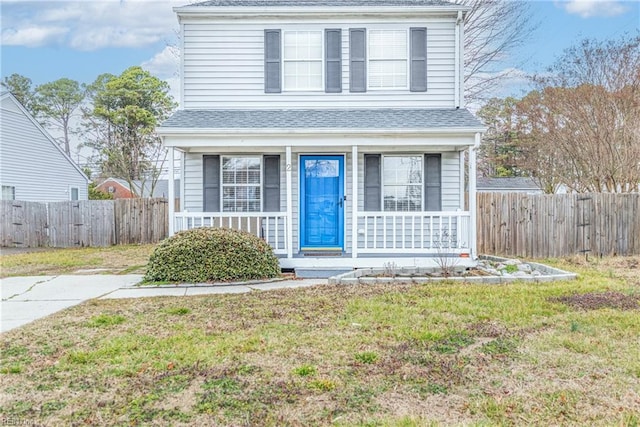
left=144, top=227, right=281, bottom=283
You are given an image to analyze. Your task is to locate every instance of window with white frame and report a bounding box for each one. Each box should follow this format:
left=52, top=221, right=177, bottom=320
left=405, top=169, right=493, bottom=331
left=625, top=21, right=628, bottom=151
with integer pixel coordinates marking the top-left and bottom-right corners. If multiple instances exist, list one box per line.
left=222, top=157, right=261, bottom=212
left=283, top=31, right=323, bottom=91
left=368, top=30, right=408, bottom=89
left=383, top=156, right=422, bottom=211
left=70, top=187, right=79, bottom=201
left=1, top=185, right=15, bottom=200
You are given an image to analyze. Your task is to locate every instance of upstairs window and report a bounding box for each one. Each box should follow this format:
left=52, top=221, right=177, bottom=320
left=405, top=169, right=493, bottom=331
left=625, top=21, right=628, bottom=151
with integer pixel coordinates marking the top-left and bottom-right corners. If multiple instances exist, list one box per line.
left=283, top=31, right=323, bottom=91
left=350, top=28, right=427, bottom=93
left=368, top=30, right=407, bottom=90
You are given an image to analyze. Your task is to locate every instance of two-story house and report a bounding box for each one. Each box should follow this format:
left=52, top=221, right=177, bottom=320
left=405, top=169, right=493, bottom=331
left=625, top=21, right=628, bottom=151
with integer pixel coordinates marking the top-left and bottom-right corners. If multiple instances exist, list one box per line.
left=157, top=0, right=485, bottom=272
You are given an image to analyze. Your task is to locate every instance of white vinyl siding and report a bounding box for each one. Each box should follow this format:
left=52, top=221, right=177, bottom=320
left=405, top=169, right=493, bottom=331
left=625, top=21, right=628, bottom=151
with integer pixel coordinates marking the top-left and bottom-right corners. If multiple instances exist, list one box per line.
left=0, top=95, right=87, bottom=202
left=181, top=19, right=456, bottom=109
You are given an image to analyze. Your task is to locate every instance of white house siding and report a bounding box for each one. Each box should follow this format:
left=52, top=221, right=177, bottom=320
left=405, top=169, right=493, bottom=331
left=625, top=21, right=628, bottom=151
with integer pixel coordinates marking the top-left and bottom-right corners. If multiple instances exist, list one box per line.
left=181, top=18, right=456, bottom=109
left=0, top=95, right=88, bottom=202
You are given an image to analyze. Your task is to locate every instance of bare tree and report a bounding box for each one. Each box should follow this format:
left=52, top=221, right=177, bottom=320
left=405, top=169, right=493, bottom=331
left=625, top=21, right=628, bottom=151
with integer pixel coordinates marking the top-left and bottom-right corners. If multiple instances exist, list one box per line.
left=457, top=0, right=537, bottom=104
left=517, top=35, right=640, bottom=193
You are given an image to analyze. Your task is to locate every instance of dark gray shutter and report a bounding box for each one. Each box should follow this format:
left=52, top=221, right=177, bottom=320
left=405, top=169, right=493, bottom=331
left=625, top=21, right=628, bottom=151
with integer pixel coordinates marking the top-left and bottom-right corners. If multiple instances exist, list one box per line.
left=364, top=154, right=381, bottom=211
left=410, top=27, right=427, bottom=92
left=325, top=29, right=342, bottom=93
left=349, top=28, right=366, bottom=92
left=203, top=155, right=220, bottom=212
left=264, top=29, right=281, bottom=93
left=263, top=155, right=280, bottom=212
left=424, top=154, right=441, bottom=211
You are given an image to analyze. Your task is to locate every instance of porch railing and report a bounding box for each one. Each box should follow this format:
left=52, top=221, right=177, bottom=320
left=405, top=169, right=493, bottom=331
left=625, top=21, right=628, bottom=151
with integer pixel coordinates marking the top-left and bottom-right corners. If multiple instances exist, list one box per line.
left=174, top=212, right=288, bottom=254
left=356, top=211, right=471, bottom=253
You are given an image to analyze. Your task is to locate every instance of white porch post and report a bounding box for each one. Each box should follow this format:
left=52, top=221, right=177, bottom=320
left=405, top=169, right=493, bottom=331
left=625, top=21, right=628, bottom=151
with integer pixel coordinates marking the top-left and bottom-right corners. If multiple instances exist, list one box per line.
left=286, top=146, right=293, bottom=259
left=168, top=146, right=175, bottom=236
left=351, top=145, right=358, bottom=258
left=459, top=149, right=465, bottom=209
left=469, top=134, right=480, bottom=258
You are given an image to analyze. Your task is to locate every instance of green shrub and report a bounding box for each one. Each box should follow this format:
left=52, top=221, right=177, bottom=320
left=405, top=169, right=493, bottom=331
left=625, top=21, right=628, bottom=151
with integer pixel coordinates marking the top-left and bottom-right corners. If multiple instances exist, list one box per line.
left=144, top=227, right=281, bottom=283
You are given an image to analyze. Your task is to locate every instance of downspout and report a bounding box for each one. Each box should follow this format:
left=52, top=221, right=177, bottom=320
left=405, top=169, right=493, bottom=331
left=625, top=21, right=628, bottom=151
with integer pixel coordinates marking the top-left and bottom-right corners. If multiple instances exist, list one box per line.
left=454, top=10, right=463, bottom=108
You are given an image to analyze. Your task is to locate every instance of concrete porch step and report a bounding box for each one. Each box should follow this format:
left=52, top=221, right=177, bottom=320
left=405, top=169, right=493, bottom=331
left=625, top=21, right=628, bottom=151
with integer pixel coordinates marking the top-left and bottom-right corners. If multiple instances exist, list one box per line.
left=295, top=268, right=353, bottom=279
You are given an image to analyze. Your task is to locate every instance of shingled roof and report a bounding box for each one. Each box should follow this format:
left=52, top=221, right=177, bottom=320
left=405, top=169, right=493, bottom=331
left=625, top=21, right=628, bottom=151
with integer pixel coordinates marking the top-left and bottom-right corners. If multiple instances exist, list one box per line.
left=188, top=0, right=456, bottom=7
left=160, top=108, right=484, bottom=131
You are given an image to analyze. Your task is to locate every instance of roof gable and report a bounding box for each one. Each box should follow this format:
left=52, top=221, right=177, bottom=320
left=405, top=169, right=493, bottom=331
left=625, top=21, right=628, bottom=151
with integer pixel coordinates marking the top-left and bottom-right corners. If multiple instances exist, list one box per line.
left=0, top=91, right=88, bottom=183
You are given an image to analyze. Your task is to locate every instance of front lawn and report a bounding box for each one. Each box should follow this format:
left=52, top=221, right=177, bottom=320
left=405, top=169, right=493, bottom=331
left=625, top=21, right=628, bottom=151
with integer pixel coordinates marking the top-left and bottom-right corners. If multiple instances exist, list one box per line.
left=0, top=244, right=155, bottom=277
left=1, top=257, right=639, bottom=425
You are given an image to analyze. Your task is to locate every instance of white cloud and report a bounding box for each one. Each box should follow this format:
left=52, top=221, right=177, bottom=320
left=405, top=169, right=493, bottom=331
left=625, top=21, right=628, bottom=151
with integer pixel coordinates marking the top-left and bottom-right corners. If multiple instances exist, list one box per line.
left=465, top=68, right=533, bottom=110
left=1, top=25, right=69, bottom=47
left=557, top=0, right=629, bottom=18
left=141, top=45, right=180, bottom=78
left=0, top=0, right=191, bottom=50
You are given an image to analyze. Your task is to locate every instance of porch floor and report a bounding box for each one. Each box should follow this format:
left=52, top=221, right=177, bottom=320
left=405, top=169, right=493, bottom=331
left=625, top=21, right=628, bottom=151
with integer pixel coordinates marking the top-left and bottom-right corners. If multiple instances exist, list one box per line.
left=280, top=254, right=476, bottom=270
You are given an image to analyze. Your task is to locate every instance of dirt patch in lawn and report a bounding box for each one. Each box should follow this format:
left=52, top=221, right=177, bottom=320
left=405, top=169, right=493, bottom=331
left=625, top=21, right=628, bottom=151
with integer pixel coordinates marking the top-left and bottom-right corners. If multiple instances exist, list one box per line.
left=552, top=291, right=640, bottom=311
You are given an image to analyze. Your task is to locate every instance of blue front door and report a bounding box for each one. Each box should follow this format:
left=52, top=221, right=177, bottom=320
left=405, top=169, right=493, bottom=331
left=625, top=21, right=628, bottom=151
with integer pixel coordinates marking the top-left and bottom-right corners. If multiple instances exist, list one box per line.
left=300, top=155, right=345, bottom=250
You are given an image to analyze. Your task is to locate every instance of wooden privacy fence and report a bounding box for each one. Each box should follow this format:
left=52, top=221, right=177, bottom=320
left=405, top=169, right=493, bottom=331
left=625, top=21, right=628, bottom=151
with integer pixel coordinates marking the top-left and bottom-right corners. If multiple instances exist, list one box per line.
left=2, top=194, right=639, bottom=257
left=0, top=199, right=168, bottom=248
left=477, top=193, right=640, bottom=258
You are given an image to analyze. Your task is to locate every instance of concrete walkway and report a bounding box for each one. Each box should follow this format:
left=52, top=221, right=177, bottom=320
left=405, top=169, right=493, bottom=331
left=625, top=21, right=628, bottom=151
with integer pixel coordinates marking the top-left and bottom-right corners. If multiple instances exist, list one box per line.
left=0, top=275, right=326, bottom=333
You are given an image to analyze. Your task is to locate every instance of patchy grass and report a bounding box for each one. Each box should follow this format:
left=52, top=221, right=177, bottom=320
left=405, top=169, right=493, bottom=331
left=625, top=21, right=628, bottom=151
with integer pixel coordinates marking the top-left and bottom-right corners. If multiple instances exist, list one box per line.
left=0, top=244, right=154, bottom=277
left=1, top=256, right=639, bottom=425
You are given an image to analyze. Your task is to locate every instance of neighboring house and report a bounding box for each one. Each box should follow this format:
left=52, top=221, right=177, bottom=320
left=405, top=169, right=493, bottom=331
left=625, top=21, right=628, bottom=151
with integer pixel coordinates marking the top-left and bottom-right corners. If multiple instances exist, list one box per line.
left=157, top=0, right=485, bottom=270
left=95, top=178, right=181, bottom=199
left=0, top=91, right=88, bottom=202
left=477, top=177, right=542, bottom=194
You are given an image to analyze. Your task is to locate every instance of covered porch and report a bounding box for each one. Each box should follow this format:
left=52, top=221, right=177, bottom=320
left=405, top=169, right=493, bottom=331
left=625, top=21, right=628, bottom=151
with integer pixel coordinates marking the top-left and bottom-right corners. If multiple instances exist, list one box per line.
left=165, top=141, right=481, bottom=270
left=158, top=108, right=484, bottom=270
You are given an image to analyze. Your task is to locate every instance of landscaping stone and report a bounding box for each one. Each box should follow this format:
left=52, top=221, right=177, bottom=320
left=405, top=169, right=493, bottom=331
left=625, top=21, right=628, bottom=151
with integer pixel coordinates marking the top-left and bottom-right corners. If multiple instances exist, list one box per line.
left=328, top=255, right=577, bottom=285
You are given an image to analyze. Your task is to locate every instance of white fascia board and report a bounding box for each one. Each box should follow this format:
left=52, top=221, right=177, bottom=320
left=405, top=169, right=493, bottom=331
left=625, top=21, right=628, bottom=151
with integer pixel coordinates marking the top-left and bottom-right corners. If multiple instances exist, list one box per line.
left=157, top=127, right=486, bottom=138
left=175, top=5, right=469, bottom=19
left=161, top=135, right=478, bottom=150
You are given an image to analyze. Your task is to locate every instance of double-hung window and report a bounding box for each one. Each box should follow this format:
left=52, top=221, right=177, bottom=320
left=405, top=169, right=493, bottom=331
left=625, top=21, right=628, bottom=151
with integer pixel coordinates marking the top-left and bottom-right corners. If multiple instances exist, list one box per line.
left=382, top=155, right=423, bottom=211
left=222, top=157, right=261, bottom=212
left=368, top=30, right=408, bottom=90
left=364, top=154, right=440, bottom=212
left=283, top=31, right=323, bottom=91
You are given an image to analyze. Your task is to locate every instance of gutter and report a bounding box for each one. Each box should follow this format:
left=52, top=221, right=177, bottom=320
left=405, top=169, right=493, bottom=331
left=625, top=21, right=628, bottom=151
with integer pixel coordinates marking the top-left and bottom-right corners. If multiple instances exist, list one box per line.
left=175, top=5, right=470, bottom=18
left=156, top=126, right=487, bottom=137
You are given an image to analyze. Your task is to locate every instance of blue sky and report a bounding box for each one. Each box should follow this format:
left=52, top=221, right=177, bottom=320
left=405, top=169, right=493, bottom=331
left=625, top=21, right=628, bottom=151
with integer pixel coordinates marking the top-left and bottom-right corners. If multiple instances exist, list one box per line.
left=1, top=0, right=639, bottom=102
